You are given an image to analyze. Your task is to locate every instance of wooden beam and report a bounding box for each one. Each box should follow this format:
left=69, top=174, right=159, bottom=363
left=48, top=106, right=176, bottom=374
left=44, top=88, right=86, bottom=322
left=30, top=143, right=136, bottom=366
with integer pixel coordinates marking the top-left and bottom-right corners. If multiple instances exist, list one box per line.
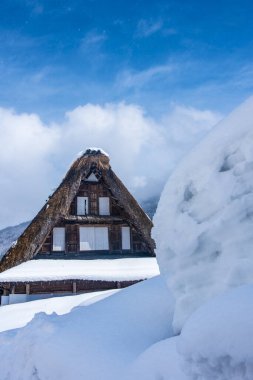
left=3, top=289, right=9, bottom=296
left=72, top=281, right=77, bottom=293
left=26, top=283, right=30, bottom=295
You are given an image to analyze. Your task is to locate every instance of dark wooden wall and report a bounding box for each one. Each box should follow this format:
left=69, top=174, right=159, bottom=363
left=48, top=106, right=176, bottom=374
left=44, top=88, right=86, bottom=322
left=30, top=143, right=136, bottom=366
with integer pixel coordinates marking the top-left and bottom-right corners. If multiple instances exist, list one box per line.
left=38, top=179, right=150, bottom=257
left=0, top=279, right=143, bottom=295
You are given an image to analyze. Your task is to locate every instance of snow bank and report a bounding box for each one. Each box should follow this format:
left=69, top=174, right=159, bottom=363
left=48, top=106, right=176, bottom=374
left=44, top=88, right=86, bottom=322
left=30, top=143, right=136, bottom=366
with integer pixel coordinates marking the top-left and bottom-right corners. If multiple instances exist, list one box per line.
left=0, top=258, right=159, bottom=282
left=125, top=336, right=187, bottom=380
left=179, top=285, right=253, bottom=380
left=0, top=290, right=118, bottom=333
left=0, top=275, right=174, bottom=380
left=153, top=96, right=253, bottom=332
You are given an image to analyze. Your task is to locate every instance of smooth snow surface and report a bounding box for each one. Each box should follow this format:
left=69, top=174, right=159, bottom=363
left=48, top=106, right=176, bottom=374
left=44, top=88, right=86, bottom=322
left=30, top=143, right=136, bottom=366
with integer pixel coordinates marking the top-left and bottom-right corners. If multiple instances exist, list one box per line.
left=124, top=336, right=187, bottom=380
left=179, top=285, right=253, bottom=380
left=0, top=275, right=175, bottom=380
left=0, top=258, right=159, bottom=282
left=153, top=96, right=253, bottom=332
left=0, top=290, right=118, bottom=332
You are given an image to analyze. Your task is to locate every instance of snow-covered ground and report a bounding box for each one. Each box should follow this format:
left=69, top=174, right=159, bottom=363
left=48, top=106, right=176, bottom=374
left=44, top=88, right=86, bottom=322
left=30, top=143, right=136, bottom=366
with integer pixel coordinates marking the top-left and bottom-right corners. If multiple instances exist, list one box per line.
left=0, top=275, right=176, bottom=380
left=0, top=258, right=159, bottom=282
left=1, top=275, right=252, bottom=380
left=0, top=289, right=118, bottom=333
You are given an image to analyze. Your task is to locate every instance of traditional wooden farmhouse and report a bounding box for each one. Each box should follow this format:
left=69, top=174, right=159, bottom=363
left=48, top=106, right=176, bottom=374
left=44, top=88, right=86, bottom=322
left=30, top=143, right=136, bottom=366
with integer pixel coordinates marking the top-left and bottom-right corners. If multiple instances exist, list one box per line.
left=0, top=149, right=157, bottom=305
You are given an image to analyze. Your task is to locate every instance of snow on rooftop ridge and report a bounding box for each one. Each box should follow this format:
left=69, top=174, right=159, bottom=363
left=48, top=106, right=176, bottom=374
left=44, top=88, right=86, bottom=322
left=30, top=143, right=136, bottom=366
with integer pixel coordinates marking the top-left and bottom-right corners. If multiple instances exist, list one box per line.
left=153, top=95, right=253, bottom=332
left=77, top=148, right=109, bottom=158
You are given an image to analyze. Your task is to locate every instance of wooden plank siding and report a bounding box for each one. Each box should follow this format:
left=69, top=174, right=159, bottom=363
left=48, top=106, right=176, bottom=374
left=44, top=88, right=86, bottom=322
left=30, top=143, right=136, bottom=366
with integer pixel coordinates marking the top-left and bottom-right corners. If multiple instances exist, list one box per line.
left=0, top=279, right=143, bottom=295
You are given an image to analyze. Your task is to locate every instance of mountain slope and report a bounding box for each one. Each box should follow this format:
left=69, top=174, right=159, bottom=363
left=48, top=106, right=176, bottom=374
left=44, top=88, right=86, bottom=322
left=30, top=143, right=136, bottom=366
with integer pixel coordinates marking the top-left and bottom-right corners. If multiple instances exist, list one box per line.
left=0, top=221, right=29, bottom=258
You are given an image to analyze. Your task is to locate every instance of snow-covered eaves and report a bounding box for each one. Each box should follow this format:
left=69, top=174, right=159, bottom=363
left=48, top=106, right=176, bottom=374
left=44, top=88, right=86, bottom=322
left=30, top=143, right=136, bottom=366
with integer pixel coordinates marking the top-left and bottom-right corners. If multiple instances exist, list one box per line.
left=0, top=258, right=159, bottom=282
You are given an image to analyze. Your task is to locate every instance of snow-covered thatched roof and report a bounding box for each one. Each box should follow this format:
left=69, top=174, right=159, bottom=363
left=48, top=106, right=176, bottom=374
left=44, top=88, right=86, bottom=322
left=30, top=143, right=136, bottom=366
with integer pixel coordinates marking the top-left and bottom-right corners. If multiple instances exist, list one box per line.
left=0, top=149, right=155, bottom=273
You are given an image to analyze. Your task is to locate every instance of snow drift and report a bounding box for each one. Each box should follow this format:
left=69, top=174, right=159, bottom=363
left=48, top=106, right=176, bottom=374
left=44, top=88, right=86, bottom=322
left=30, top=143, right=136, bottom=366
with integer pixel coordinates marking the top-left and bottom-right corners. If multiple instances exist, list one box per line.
left=179, top=285, right=253, bottom=380
left=153, top=96, right=253, bottom=332
left=0, top=276, right=175, bottom=380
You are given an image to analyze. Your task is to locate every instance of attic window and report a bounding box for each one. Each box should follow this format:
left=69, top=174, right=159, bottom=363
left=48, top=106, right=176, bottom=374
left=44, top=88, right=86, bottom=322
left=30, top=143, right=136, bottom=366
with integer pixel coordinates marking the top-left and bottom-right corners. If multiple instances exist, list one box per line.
left=52, top=227, right=65, bottom=251
left=122, top=226, right=131, bottom=250
left=99, top=197, right=110, bottom=215
left=77, top=196, right=89, bottom=215
left=85, top=173, right=98, bottom=182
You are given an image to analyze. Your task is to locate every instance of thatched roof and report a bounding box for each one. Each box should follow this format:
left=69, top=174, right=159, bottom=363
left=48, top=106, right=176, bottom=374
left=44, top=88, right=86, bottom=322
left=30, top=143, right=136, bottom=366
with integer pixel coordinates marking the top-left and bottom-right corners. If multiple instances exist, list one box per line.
left=0, top=149, right=155, bottom=273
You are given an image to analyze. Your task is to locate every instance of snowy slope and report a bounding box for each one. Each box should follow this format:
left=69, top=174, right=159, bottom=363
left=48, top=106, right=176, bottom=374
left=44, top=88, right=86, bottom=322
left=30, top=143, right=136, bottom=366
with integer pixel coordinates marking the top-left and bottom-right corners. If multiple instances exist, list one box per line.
left=0, top=221, right=29, bottom=258
left=0, top=289, right=118, bottom=333
left=0, top=275, right=175, bottom=380
left=178, top=285, right=253, bottom=380
left=1, top=275, right=253, bottom=380
left=153, top=96, right=253, bottom=332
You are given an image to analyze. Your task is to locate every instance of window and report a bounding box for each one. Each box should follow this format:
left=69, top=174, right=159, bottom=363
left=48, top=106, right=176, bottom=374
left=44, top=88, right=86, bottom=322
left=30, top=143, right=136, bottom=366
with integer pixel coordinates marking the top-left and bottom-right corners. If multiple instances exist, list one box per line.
left=79, top=227, right=109, bottom=251
left=52, top=227, right=65, bottom=251
left=85, top=173, right=98, bottom=182
left=77, top=196, right=89, bottom=215
left=99, top=197, right=110, bottom=215
left=122, top=226, right=131, bottom=250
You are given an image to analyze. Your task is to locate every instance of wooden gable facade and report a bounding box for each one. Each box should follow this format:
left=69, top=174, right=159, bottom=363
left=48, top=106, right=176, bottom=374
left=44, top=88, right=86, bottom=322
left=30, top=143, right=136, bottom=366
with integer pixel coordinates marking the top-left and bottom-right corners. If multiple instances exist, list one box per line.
left=37, top=170, right=151, bottom=258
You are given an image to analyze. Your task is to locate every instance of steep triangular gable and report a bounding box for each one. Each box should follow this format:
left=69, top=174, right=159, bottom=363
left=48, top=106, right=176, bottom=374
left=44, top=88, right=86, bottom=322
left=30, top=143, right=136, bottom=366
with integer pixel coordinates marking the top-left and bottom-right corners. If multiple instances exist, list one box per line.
left=0, top=149, right=155, bottom=272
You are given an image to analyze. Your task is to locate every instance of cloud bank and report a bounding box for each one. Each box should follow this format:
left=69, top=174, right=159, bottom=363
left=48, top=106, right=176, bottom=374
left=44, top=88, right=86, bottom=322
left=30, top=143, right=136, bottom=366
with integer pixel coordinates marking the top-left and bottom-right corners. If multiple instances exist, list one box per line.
left=0, top=102, right=221, bottom=229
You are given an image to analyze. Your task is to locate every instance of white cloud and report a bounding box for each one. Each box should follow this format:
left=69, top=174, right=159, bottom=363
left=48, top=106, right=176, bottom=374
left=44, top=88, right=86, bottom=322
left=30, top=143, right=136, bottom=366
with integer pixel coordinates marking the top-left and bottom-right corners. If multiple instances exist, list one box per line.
left=80, top=30, right=107, bottom=50
left=0, top=103, right=222, bottom=229
left=119, top=64, right=173, bottom=88
left=136, top=19, right=163, bottom=38
left=0, top=108, right=59, bottom=228
left=162, top=104, right=222, bottom=143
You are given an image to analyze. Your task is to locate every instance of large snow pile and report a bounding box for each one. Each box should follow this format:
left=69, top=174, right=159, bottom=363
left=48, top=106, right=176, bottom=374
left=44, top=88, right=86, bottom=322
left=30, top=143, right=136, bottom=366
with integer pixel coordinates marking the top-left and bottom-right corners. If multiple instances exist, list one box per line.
left=0, top=221, right=29, bottom=258
left=1, top=275, right=252, bottom=380
left=179, top=285, right=253, bottom=380
left=0, top=276, right=175, bottom=380
left=153, top=96, right=253, bottom=332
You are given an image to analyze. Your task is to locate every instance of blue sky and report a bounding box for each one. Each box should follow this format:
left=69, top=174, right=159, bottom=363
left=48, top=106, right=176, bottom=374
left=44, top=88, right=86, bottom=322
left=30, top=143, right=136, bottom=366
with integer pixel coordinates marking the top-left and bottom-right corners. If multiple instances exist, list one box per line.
left=1, top=0, right=253, bottom=121
left=0, top=0, right=253, bottom=228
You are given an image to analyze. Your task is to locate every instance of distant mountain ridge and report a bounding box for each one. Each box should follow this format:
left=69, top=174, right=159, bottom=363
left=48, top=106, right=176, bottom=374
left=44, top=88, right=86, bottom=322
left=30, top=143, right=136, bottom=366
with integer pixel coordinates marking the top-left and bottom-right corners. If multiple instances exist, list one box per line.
left=0, top=197, right=159, bottom=259
left=0, top=221, right=30, bottom=259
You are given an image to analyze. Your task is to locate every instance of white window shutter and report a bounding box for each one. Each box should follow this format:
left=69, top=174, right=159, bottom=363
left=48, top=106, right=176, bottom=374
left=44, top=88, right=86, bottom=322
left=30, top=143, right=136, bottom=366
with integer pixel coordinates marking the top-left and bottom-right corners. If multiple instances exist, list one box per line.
left=122, top=226, right=131, bottom=250
left=80, top=227, right=95, bottom=250
left=95, top=227, right=109, bottom=250
left=79, top=227, right=109, bottom=251
left=99, top=197, right=110, bottom=215
left=53, top=227, right=65, bottom=251
left=77, top=197, right=89, bottom=215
